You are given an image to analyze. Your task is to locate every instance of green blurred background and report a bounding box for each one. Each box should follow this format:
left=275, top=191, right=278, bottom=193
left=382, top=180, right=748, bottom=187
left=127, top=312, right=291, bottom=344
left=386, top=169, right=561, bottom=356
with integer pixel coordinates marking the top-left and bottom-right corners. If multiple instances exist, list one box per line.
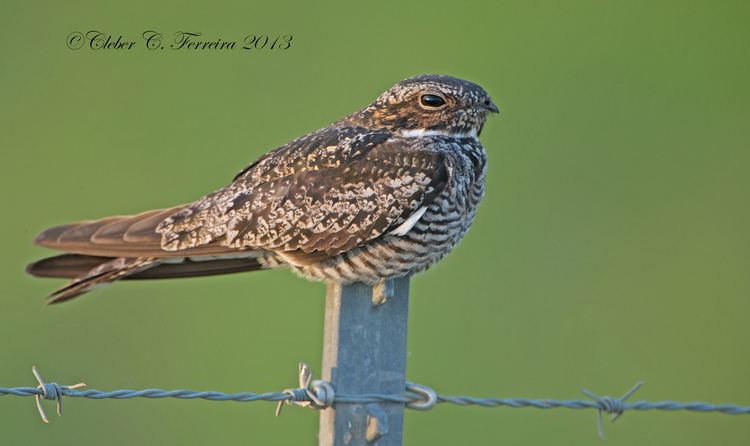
left=1, top=1, right=749, bottom=444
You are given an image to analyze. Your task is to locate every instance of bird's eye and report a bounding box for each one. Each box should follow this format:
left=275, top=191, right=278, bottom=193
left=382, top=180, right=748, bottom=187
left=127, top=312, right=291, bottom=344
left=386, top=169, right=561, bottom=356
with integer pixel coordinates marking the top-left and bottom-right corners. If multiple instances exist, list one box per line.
left=419, top=94, right=446, bottom=109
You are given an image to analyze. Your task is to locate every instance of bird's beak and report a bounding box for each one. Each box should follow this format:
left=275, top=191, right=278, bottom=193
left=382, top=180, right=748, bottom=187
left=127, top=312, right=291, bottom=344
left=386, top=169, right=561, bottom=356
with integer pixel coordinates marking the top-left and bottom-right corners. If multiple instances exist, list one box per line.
left=484, top=100, right=500, bottom=114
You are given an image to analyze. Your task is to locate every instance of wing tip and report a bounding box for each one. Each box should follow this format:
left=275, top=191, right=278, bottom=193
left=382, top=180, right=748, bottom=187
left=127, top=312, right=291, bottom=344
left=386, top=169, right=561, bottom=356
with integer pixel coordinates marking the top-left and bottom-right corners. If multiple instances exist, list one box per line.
left=33, top=225, right=64, bottom=248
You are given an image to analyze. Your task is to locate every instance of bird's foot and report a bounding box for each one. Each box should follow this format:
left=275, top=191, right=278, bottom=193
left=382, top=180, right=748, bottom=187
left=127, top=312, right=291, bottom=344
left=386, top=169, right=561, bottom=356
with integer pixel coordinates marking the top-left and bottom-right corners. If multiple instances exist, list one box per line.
left=372, top=279, right=395, bottom=306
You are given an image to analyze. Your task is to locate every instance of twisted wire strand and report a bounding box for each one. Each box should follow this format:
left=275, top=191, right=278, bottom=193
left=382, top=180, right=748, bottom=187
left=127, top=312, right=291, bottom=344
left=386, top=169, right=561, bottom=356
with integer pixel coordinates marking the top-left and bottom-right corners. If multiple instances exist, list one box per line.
left=2, top=365, right=749, bottom=437
left=0, top=386, right=410, bottom=403
left=5, top=385, right=750, bottom=413
left=435, top=395, right=750, bottom=413
left=4, top=384, right=750, bottom=412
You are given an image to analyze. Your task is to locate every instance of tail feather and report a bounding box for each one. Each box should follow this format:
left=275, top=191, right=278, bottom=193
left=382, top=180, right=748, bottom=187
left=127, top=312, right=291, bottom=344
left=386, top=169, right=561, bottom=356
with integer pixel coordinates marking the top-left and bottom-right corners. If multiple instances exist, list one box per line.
left=27, top=254, right=273, bottom=304
left=26, top=254, right=113, bottom=279
left=28, top=205, right=285, bottom=303
left=46, top=257, right=157, bottom=304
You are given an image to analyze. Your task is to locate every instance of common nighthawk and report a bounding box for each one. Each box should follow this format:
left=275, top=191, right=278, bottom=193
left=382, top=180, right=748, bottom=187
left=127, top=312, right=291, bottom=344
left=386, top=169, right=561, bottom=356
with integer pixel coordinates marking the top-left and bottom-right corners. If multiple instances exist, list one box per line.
left=27, top=74, right=499, bottom=303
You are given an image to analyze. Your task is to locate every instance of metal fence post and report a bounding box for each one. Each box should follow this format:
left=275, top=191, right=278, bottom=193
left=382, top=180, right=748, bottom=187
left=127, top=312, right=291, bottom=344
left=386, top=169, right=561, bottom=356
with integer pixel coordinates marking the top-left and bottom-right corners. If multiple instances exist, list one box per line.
left=319, top=276, right=411, bottom=446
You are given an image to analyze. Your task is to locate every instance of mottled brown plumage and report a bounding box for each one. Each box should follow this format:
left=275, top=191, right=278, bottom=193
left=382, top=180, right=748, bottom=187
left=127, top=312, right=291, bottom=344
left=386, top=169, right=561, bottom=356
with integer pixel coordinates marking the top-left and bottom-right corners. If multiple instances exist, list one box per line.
left=27, top=74, right=498, bottom=303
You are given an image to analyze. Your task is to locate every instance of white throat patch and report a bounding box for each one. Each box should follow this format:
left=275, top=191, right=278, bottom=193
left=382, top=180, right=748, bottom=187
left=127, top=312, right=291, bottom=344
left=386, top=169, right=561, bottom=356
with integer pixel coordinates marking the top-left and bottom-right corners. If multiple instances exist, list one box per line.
left=399, top=128, right=478, bottom=140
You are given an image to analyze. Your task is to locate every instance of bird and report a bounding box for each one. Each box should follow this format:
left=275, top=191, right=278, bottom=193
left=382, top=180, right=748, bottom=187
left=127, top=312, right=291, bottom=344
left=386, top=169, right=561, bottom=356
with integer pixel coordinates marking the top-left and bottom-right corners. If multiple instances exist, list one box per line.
left=26, top=74, right=499, bottom=303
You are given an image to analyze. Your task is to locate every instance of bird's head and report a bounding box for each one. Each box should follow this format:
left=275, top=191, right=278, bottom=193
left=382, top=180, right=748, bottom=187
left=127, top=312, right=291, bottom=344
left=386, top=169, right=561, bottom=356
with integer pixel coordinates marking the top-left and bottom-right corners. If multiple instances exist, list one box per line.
left=350, top=74, right=499, bottom=138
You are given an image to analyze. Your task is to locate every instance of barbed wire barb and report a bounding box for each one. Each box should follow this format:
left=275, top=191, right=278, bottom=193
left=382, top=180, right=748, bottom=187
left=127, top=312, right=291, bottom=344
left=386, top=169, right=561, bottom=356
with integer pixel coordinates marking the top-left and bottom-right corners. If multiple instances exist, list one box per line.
left=580, top=381, right=644, bottom=439
left=31, top=366, right=86, bottom=424
left=276, top=363, right=334, bottom=417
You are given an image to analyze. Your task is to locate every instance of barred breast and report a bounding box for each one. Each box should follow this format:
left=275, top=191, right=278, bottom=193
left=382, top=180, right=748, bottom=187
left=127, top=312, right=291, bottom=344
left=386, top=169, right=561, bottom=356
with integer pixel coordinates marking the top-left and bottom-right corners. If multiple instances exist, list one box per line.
left=296, top=137, right=487, bottom=284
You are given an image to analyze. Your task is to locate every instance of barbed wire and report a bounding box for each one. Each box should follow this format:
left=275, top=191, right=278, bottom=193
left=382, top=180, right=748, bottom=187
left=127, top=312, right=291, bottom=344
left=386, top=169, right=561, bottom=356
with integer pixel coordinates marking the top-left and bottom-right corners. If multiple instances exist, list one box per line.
left=2, top=365, right=749, bottom=438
